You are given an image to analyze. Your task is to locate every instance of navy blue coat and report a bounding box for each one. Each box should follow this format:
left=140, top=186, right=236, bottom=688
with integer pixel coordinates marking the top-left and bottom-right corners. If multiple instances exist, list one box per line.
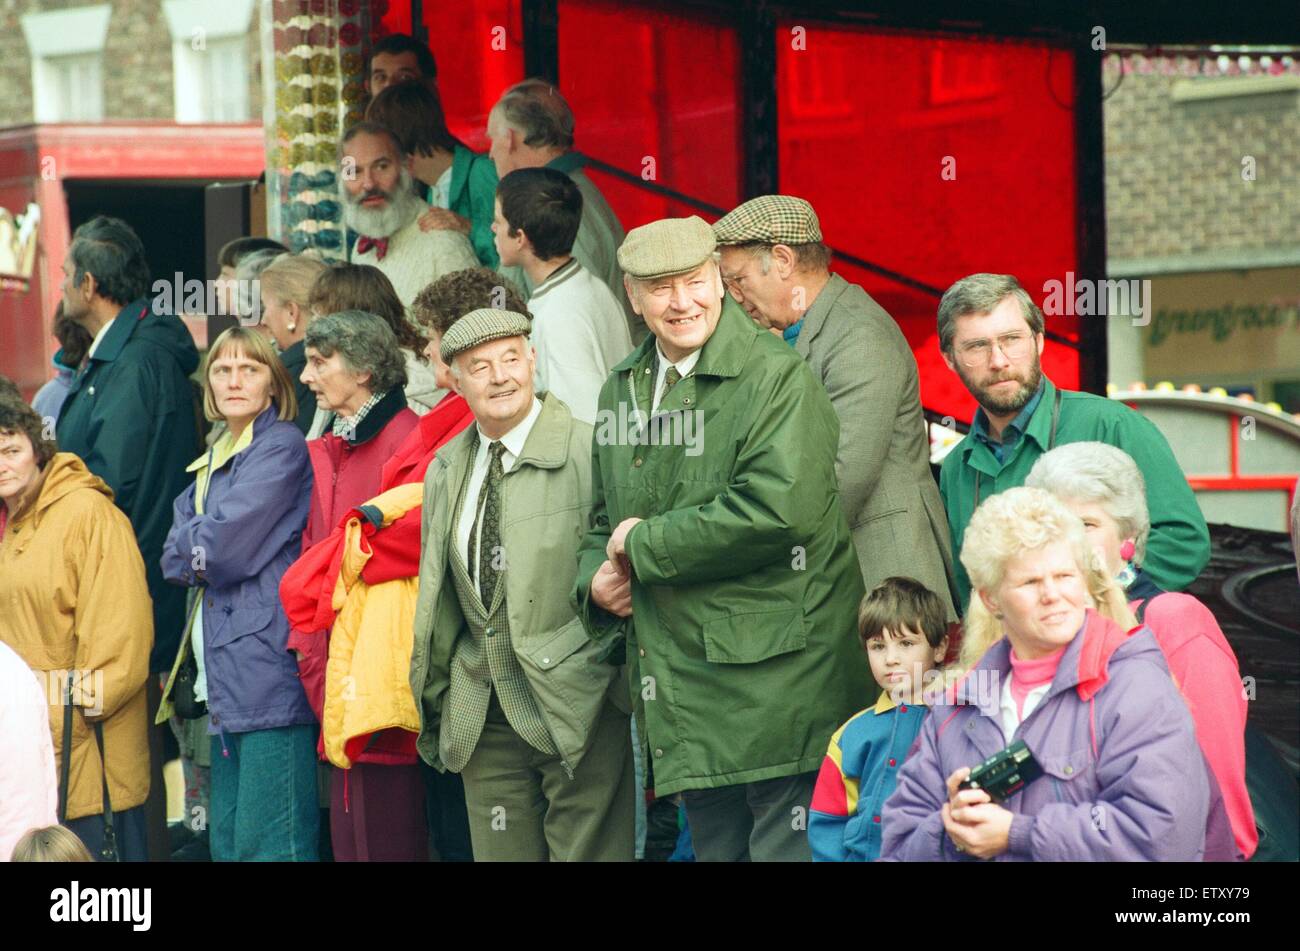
left=57, top=297, right=202, bottom=673
left=161, top=405, right=316, bottom=735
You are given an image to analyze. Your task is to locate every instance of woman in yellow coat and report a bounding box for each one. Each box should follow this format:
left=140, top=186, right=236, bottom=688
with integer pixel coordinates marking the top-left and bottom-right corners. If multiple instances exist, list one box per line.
left=0, top=394, right=153, bottom=860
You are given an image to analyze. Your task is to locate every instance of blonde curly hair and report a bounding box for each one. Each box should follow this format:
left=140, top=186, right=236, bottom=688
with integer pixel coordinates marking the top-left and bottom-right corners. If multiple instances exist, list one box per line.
left=956, top=486, right=1136, bottom=671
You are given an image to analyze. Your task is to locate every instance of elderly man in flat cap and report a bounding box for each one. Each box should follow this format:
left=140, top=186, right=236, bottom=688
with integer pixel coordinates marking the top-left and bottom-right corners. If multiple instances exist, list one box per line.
left=571, top=216, right=872, bottom=861
left=714, top=195, right=958, bottom=619
left=409, top=308, right=635, bottom=861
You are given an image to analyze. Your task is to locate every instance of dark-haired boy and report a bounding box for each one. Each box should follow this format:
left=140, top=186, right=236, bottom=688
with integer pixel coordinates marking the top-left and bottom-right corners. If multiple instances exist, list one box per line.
left=808, top=576, right=950, bottom=862
left=492, top=168, right=632, bottom=424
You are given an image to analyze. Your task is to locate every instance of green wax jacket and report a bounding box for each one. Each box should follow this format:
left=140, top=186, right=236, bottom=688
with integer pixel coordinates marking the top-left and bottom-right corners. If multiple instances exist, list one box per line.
left=572, top=297, right=872, bottom=796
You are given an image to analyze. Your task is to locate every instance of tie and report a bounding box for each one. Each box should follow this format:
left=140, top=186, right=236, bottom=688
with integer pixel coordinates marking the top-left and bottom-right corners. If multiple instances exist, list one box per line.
left=355, top=235, right=390, bottom=261
left=658, top=365, right=682, bottom=406
left=467, top=441, right=507, bottom=605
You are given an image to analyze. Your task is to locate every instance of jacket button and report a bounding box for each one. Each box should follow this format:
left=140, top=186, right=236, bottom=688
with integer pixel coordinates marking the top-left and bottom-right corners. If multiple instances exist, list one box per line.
left=653, top=748, right=663, bottom=758
left=207, top=598, right=214, bottom=608
left=541, top=657, right=551, bottom=665
left=1063, top=765, right=1073, bottom=775
left=900, top=705, right=908, bottom=713
left=638, top=648, right=646, bottom=657
left=872, top=815, right=881, bottom=823
left=485, top=626, right=494, bottom=637
left=682, top=397, right=692, bottom=406
left=633, top=458, right=643, bottom=467
left=888, top=758, right=896, bottom=767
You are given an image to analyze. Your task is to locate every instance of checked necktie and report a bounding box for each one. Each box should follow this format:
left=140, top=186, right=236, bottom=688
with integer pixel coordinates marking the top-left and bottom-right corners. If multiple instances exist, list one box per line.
left=467, top=440, right=507, bottom=605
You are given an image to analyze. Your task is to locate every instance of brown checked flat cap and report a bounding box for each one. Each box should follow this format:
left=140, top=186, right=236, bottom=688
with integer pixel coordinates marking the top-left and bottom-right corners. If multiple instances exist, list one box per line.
left=617, top=216, right=717, bottom=280
left=712, top=195, right=823, bottom=246
left=440, top=308, right=532, bottom=363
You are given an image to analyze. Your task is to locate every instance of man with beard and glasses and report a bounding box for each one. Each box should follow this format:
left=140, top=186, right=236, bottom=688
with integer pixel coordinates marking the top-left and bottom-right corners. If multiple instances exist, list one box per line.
left=340, top=122, right=478, bottom=309
left=936, top=273, right=1210, bottom=610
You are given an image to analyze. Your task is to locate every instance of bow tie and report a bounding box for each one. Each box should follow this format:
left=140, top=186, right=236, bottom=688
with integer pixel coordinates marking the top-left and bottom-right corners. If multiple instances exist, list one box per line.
left=355, top=236, right=390, bottom=260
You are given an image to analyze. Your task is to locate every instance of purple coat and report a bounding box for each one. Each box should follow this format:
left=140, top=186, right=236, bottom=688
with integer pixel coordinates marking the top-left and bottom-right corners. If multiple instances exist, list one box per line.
left=881, top=610, right=1238, bottom=862
left=161, top=405, right=316, bottom=735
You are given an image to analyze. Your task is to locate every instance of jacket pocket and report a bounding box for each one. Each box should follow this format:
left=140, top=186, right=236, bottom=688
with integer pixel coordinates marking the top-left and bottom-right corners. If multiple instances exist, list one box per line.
left=1037, top=746, right=1095, bottom=803
left=207, top=605, right=277, bottom=648
left=521, top=615, right=596, bottom=672
left=518, top=617, right=619, bottom=767
left=701, top=608, right=807, bottom=665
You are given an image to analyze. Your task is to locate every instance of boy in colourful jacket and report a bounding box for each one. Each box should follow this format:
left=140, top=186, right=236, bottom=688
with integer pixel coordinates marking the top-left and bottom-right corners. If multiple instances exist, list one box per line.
left=809, top=577, right=950, bottom=861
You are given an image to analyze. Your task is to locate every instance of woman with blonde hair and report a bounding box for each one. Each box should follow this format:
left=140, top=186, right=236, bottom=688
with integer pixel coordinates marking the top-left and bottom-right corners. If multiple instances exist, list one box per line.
left=259, top=253, right=327, bottom=435
left=1025, top=441, right=1258, bottom=858
left=954, top=499, right=1134, bottom=673
left=160, top=327, right=318, bottom=861
left=881, top=486, right=1236, bottom=861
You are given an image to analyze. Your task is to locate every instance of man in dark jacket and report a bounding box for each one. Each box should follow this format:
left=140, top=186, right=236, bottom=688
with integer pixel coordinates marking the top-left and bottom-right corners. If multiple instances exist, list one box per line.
left=56, top=215, right=203, bottom=858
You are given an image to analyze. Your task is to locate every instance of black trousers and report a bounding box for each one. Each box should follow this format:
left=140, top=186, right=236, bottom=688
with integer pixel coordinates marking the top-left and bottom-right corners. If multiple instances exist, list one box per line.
left=420, top=760, right=473, bottom=861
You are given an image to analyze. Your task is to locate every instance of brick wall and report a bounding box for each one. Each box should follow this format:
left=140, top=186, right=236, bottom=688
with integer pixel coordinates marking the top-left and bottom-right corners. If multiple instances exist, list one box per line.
left=103, top=0, right=174, bottom=119
left=1104, top=65, right=1300, bottom=263
left=0, top=0, right=263, bottom=126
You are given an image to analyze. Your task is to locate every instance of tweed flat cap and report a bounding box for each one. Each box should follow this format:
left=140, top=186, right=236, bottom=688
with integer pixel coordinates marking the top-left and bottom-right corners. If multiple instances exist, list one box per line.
left=617, top=216, right=717, bottom=280
left=439, top=308, right=532, bottom=363
left=712, top=195, right=823, bottom=246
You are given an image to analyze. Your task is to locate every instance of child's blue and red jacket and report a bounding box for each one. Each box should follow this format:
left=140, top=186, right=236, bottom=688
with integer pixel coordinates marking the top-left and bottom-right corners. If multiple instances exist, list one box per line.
left=808, top=692, right=930, bottom=861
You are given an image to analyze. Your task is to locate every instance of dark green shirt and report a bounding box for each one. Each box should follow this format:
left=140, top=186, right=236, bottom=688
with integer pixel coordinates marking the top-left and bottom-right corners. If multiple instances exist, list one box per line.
left=939, top=376, right=1211, bottom=609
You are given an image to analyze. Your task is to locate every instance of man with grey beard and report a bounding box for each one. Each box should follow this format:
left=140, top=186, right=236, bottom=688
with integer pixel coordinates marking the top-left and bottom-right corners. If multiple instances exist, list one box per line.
left=340, top=122, right=478, bottom=309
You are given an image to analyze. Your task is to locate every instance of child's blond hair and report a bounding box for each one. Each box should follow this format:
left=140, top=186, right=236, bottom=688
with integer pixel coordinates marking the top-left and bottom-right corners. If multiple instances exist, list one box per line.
left=11, top=825, right=94, bottom=862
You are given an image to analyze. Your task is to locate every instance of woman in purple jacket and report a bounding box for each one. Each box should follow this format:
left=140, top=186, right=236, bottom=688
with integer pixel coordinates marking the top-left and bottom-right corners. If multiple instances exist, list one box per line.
left=161, top=327, right=317, bottom=861
left=881, top=486, right=1233, bottom=862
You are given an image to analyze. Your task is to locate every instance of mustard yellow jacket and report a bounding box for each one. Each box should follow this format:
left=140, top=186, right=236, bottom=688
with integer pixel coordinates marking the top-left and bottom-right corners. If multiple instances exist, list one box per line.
left=0, top=453, right=152, bottom=820
left=322, top=482, right=425, bottom=768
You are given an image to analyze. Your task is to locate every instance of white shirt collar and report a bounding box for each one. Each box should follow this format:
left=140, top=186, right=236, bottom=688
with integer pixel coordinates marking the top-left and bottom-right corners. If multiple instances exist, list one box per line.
left=654, top=340, right=701, bottom=377
left=87, top=317, right=116, bottom=359
left=475, top=396, right=543, bottom=469
left=430, top=165, right=453, bottom=209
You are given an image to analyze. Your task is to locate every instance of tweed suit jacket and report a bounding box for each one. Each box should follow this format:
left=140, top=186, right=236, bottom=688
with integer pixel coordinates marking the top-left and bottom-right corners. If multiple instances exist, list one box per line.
left=795, top=274, right=958, bottom=618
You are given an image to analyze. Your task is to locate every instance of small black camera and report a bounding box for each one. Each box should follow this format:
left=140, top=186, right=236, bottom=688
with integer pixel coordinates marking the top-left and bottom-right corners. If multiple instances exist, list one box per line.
left=959, top=739, right=1043, bottom=802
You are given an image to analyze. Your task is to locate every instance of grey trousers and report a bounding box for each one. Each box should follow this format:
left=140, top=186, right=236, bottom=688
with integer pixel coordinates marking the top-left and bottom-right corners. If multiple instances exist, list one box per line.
left=459, top=693, right=636, bottom=861
left=681, top=770, right=818, bottom=862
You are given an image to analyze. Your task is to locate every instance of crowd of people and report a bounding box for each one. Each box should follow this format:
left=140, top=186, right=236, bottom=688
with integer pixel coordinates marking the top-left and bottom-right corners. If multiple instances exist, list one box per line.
left=0, top=33, right=1271, bottom=863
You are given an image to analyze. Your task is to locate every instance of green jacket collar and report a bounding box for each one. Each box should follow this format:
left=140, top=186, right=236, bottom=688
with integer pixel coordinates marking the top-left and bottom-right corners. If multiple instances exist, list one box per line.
left=546, top=150, right=588, bottom=176
left=435, top=392, right=572, bottom=475
left=448, top=145, right=474, bottom=210
left=958, top=375, right=1059, bottom=467
left=610, top=296, right=755, bottom=379
left=514, top=392, right=572, bottom=470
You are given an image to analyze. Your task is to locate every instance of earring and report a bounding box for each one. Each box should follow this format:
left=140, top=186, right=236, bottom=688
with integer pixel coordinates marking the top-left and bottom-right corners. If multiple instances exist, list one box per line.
left=994, top=612, right=1004, bottom=620
left=1119, top=539, right=1136, bottom=562
left=287, top=321, right=296, bottom=332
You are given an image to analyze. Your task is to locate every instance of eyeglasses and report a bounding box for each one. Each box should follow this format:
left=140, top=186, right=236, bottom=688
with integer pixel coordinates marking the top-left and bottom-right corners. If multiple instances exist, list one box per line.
left=954, top=331, right=1035, bottom=368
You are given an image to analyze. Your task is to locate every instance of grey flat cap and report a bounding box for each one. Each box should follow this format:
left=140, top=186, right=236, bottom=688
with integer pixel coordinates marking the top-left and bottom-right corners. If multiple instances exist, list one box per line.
left=440, top=308, right=532, bottom=363
left=617, top=216, right=717, bottom=281
left=712, top=195, right=823, bottom=246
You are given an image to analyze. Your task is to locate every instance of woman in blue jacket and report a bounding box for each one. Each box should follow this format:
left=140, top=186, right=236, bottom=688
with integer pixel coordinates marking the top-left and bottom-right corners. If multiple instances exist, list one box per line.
left=161, top=327, right=318, bottom=861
